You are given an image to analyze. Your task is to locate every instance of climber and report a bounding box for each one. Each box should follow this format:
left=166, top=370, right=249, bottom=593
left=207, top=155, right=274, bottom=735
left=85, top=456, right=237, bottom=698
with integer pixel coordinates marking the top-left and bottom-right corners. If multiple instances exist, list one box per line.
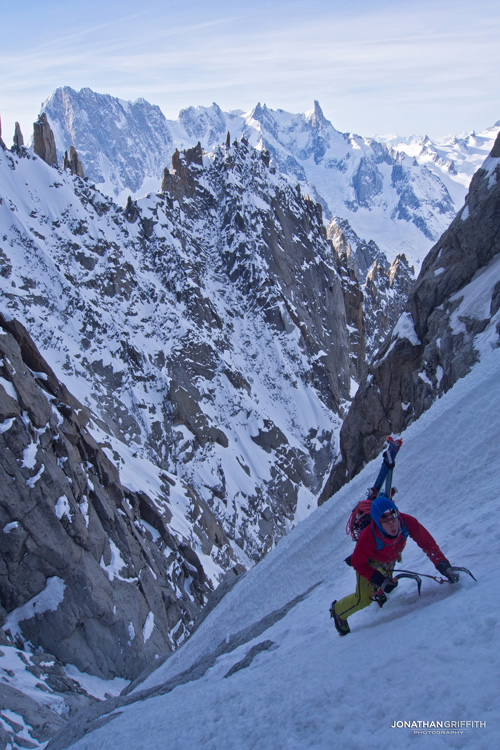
left=330, top=494, right=459, bottom=636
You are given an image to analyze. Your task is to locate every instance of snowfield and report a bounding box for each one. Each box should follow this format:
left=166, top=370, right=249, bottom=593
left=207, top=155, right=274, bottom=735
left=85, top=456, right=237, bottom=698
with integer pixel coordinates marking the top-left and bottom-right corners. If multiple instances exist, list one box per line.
left=44, top=345, right=500, bottom=750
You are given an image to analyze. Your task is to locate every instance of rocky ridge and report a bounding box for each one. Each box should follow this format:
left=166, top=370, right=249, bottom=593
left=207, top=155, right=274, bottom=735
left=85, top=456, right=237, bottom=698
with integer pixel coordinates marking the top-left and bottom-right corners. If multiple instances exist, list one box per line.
left=38, top=87, right=495, bottom=364
left=0, top=312, right=237, bottom=673
left=0, top=126, right=360, bottom=708
left=322, top=133, right=500, bottom=498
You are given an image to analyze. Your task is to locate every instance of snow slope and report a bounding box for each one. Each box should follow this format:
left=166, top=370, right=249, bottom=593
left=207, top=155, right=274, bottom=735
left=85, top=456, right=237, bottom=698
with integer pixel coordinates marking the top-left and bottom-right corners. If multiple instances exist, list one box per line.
left=46, top=346, right=500, bottom=750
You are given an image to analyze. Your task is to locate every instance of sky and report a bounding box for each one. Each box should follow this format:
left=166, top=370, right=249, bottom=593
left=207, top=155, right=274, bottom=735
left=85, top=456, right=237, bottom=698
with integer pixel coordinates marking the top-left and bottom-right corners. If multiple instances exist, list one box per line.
left=1, top=0, right=499, bottom=146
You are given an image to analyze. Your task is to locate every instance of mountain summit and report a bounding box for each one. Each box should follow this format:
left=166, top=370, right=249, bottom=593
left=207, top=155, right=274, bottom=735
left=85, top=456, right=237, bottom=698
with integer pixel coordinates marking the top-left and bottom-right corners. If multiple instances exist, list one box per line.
left=40, top=86, right=500, bottom=271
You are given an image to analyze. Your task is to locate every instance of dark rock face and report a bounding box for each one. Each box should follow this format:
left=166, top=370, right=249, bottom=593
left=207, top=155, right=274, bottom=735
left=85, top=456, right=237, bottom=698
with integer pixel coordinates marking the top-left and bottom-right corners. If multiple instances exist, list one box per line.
left=32, top=113, right=58, bottom=167
left=322, top=134, right=500, bottom=499
left=161, top=142, right=204, bottom=200
left=13, top=122, right=24, bottom=150
left=62, top=146, right=85, bottom=178
left=334, top=254, right=366, bottom=383
left=0, top=132, right=356, bottom=655
left=363, top=254, right=415, bottom=358
left=327, top=217, right=415, bottom=363
left=0, top=313, right=238, bottom=681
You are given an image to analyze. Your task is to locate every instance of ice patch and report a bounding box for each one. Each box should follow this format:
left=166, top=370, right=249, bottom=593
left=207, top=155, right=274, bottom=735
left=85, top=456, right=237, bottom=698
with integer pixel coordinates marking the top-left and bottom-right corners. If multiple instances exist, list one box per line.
left=0, top=417, right=16, bottom=434
left=143, top=612, right=155, bottom=643
left=55, top=495, right=73, bottom=522
left=3, top=521, right=19, bottom=534
left=2, top=577, right=66, bottom=638
left=100, top=540, right=138, bottom=583
left=22, top=440, right=39, bottom=469
left=26, top=464, right=44, bottom=488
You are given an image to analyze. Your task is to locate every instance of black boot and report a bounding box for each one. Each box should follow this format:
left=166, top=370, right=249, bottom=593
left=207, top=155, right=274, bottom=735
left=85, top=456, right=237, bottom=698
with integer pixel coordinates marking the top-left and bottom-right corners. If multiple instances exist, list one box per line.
left=330, top=601, right=350, bottom=636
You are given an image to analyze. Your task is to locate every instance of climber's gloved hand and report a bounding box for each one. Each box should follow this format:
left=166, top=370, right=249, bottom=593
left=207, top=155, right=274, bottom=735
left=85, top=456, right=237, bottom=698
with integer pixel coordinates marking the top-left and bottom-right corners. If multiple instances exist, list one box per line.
left=369, top=570, right=397, bottom=596
left=383, top=577, right=399, bottom=594
left=437, top=559, right=460, bottom=583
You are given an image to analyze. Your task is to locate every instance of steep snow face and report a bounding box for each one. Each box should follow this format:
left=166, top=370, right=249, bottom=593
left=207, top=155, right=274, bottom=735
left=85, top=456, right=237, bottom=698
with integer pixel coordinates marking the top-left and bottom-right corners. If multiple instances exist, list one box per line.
left=238, top=102, right=458, bottom=271
left=43, top=87, right=175, bottom=197
left=39, top=88, right=498, bottom=271
left=42, top=346, right=500, bottom=750
left=0, top=141, right=347, bottom=566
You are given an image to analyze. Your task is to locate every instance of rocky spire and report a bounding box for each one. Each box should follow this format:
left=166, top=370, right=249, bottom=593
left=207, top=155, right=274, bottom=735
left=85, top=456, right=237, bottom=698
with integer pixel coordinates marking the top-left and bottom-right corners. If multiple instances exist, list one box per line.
left=13, top=122, right=24, bottom=150
left=307, top=100, right=329, bottom=129
left=0, top=115, right=5, bottom=150
left=161, top=142, right=203, bottom=200
left=32, top=113, right=58, bottom=167
left=62, top=145, right=85, bottom=177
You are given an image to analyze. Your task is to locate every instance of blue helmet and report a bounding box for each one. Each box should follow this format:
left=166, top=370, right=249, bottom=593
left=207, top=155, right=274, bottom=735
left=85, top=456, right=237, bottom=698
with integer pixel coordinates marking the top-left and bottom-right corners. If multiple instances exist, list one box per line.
left=371, top=494, right=399, bottom=534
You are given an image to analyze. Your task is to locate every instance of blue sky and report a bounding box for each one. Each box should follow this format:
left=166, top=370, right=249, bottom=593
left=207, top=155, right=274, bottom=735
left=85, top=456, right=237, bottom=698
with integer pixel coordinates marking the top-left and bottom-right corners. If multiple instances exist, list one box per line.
left=1, top=0, right=499, bottom=145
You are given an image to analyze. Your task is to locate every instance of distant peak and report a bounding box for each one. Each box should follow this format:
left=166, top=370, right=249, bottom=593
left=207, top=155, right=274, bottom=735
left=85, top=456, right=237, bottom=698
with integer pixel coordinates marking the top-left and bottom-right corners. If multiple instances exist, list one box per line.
left=313, top=100, right=324, bottom=117
left=305, top=101, right=329, bottom=129
left=248, top=103, right=268, bottom=121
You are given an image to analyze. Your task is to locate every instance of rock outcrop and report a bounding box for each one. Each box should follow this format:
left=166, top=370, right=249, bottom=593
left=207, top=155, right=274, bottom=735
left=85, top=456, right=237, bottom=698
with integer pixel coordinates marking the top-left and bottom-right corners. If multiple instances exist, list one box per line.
left=161, top=142, right=204, bottom=201
left=33, top=113, right=58, bottom=167
left=334, top=253, right=366, bottom=383
left=62, top=145, right=85, bottom=177
left=363, top=253, right=415, bottom=358
left=327, top=217, right=388, bottom=283
left=322, top=133, right=500, bottom=498
left=13, top=122, right=24, bottom=150
left=0, top=312, right=239, bottom=682
left=0, top=634, right=102, bottom=749
left=328, top=217, right=415, bottom=363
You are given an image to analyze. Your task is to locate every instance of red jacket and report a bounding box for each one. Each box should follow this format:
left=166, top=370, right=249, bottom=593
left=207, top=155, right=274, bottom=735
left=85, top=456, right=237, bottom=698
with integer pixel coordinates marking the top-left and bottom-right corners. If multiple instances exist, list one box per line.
left=351, top=513, right=446, bottom=581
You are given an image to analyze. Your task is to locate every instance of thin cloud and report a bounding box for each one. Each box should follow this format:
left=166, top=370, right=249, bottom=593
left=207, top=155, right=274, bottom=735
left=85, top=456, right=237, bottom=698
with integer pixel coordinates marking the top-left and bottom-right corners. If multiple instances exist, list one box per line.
left=1, top=0, right=499, bottom=141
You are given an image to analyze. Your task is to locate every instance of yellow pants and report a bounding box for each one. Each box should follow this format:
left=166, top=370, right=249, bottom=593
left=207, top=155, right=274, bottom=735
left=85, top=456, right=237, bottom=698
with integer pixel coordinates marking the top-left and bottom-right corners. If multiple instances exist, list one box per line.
left=335, top=562, right=395, bottom=621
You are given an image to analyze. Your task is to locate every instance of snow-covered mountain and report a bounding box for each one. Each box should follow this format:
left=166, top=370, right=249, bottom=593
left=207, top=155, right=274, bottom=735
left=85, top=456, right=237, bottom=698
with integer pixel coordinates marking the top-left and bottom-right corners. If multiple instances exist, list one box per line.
left=40, top=344, right=500, bottom=750
left=1, top=91, right=499, bottom=749
left=1, top=125, right=368, bottom=698
left=39, top=87, right=498, bottom=273
left=1, top=137, right=355, bottom=565
left=379, top=122, right=500, bottom=203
